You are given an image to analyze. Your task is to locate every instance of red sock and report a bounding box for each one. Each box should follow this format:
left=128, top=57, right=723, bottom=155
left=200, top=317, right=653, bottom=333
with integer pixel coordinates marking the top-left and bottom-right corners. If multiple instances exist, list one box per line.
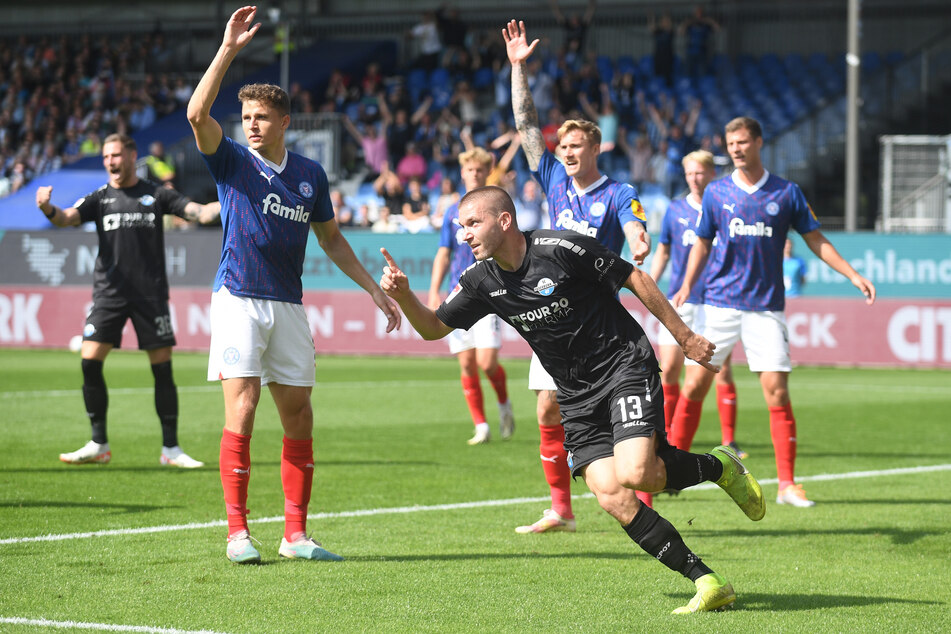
left=662, top=383, right=680, bottom=437
left=461, top=375, right=486, bottom=425
left=281, top=436, right=314, bottom=541
left=540, top=424, right=573, bottom=519
left=635, top=490, right=653, bottom=508
left=220, top=428, right=251, bottom=537
left=769, top=404, right=797, bottom=488
left=717, top=383, right=738, bottom=444
left=486, top=365, right=509, bottom=404
left=670, top=397, right=704, bottom=451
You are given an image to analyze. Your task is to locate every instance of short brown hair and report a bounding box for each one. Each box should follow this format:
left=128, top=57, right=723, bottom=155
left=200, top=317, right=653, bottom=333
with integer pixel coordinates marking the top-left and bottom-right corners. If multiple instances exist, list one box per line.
left=724, top=116, right=763, bottom=139
left=557, top=119, right=601, bottom=147
left=238, top=83, right=290, bottom=116
left=102, top=133, right=136, bottom=152
left=459, top=185, right=517, bottom=219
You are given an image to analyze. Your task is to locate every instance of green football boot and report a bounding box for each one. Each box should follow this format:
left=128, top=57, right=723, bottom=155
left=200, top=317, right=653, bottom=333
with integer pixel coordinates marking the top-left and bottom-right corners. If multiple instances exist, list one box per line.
left=672, top=573, right=737, bottom=614
left=711, top=444, right=766, bottom=521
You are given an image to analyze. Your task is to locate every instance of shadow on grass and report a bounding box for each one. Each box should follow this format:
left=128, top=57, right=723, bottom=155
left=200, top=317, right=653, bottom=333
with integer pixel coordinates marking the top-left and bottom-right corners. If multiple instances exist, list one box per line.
left=682, top=525, right=944, bottom=546
left=664, top=591, right=942, bottom=611
left=0, top=500, right=176, bottom=513
left=342, top=550, right=633, bottom=563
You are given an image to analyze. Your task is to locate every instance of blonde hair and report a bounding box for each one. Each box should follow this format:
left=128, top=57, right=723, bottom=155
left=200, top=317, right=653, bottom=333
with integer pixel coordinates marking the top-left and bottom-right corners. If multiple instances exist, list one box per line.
left=556, top=119, right=601, bottom=147
left=458, top=147, right=494, bottom=169
left=682, top=149, right=715, bottom=170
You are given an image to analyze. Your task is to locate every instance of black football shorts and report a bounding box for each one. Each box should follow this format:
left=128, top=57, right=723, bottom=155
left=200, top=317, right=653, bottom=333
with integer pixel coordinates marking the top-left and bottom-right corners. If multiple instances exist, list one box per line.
left=83, top=296, right=176, bottom=350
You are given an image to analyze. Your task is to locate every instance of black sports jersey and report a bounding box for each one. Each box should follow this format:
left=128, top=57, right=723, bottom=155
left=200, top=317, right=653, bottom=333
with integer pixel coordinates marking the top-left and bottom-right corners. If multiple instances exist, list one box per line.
left=74, top=179, right=191, bottom=300
left=436, top=229, right=659, bottom=411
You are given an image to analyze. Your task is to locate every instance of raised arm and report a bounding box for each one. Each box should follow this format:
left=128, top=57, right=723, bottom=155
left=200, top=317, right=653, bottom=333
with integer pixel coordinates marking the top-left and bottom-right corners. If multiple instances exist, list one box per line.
left=801, top=229, right=875, bottom=304
left=187, top=6, right=261, bottom=154
left=624, top=266, right=717, bottom=371
left=313, top=220, right=401, bottom=333
left=381, top=248, right=453, bottom=340
left=182, top=200, right=222, bottom=225
left=503, top=20, right=545, bottom=171
left=35, top=185, right=81, bottom=228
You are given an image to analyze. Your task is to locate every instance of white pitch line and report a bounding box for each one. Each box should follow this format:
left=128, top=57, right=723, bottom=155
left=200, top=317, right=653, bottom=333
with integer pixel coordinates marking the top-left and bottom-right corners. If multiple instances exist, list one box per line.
left=0, top=616, right=231, bottom=634
left=2, top=464, right=949, bottom=547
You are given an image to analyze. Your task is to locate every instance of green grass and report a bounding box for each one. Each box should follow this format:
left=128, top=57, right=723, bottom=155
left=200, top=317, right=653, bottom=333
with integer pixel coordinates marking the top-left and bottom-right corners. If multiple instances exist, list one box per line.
left=1, top=349, right=949, bottom=633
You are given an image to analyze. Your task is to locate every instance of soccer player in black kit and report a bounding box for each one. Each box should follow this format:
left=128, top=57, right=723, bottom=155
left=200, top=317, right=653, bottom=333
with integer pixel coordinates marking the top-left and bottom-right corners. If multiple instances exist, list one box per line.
left=35, top=133, right=219, bottom=467
left=380, top=186, right=766, bottom=614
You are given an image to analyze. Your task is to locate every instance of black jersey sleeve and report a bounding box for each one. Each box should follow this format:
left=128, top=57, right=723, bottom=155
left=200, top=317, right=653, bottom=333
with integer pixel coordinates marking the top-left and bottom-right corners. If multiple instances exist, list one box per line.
left=434, top=265, right=494, bottom=331
left=154, top=182, right=192, bottom=219
left=74, top=186, right=105, bottom=225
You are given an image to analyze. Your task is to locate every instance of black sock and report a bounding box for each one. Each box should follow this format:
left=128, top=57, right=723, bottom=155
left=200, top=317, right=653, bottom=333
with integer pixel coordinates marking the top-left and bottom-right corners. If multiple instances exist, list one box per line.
left=623, top=504, right=713, bottom=582
left=81, top=358, right=108, bottom=444
left=658, top=445, right=723, bottom=491
left=151, top=361, right=178, bottom=448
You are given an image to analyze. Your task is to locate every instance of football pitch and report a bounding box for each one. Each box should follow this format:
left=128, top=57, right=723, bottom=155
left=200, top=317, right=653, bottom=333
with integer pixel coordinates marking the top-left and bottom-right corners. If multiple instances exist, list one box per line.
left=1, top=349, right=949, bottom=633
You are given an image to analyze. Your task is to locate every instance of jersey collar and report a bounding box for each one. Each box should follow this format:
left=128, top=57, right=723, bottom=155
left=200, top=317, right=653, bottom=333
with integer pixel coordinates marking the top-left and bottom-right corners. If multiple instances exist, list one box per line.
left=249, top=146, right=288, bottom=174
left=731, top=168, right=769, bottom=194
left=572, top=174, right=608, bottom=197
left=686, top=193, right=702, bottom=212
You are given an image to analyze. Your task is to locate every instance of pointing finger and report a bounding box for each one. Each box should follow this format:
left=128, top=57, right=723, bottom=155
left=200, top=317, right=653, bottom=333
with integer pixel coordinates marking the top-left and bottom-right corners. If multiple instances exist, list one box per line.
left=380, top=247, right=399, bottom=270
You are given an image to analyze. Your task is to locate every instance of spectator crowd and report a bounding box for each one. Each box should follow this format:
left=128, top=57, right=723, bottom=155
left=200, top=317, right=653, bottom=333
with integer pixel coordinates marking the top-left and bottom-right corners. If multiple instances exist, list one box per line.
left=3, top=4, right=729, bottom=232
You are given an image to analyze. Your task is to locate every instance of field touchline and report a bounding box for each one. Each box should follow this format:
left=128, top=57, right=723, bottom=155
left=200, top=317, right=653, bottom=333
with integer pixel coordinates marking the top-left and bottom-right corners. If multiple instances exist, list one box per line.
left=2, top=464, right=949, bottom=546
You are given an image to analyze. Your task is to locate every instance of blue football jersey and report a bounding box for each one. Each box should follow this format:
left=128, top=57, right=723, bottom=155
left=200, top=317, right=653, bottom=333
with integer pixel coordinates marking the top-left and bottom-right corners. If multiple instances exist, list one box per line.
left=532, top=150, right=645, bottom=254
left=697, top=170, right=820, bottom=311
left=658, top=196, right=705, bottom=303
left=438, top=201, right=476, bottom=289
left=201, top=137, right=334, bottom=303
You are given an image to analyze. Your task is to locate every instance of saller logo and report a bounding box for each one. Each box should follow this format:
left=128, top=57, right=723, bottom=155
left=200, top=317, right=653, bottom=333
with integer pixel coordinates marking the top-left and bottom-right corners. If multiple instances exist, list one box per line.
left=262, top=193, right=310, bottom=223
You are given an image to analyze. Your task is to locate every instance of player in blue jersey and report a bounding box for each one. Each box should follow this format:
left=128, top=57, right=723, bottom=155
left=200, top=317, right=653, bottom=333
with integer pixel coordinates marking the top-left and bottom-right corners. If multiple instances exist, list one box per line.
left=187, top=6, right=401, bottom=564
left=505, top=19, right=653, bottom=533
left=428, top=147, right=514, bottom=445
left=673, top=116, right=875, bottom=508
left=379, top=185, right=766, bottom=614
left=651, top=150, right=745, bottom=461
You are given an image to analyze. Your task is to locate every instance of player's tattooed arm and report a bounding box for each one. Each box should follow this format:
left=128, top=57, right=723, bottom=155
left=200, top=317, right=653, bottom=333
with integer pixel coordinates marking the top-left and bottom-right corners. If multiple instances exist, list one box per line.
left=183, top=201, right=221, bottom=224
left=504, top=20, right=544, bottom=171
left=623, top=220, right=651, bottom=265
left=511, top=63, right=545, bottom=171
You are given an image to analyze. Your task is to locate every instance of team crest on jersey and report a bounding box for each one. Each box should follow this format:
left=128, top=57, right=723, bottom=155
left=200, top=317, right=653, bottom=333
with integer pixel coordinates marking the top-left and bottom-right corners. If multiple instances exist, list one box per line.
left=299, top=181, right=314, bottom=198
left=766, top=201, right=780, bottom=216
left=631, top=199, right=646, bottom=222
left=139, top=195, right=155, bottom=206
left=590, top=202, right=606, bottom=218
left=534, top=278, right=556, bottom=296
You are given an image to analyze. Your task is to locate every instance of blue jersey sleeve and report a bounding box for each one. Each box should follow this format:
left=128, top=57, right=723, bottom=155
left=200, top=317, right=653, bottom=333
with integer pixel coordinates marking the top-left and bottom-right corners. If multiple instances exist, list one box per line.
left=531, top=151, right=562, bottom=195
left=658, top=204, right=674, bottom=246
left=697, top=189, right=718, bottom=240
left=611, top=183, right=642, bottom=228
left=789, top=183, right=821, bottom=236
left=311, top=163, right=334, bottom=223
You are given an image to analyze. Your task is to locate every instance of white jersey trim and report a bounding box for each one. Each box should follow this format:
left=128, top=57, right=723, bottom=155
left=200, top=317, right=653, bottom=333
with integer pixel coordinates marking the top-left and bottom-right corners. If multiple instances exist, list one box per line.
left=249, top=146, right=289, bottom=174
left=730, top=169, right=770, bottom=194
left=571, top=173, right=609, bottom=197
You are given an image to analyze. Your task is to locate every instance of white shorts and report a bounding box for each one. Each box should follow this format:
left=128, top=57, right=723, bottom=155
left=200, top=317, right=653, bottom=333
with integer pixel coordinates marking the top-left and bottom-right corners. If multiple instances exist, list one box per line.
left=687, top=304, right=791, bottom=372
left=657, top=302, right=703, bottom=347
left=207, top=286, right=316, bottom=386
left=528, top=352, right=557, bottom=391
left=447, top=314, right=502, bottom=354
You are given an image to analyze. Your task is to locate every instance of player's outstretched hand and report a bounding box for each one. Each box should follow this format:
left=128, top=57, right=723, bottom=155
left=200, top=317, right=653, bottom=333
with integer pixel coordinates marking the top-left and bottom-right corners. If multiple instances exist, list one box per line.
left=380, top=248, right=411, bottom=301
left=852, top=274, right=876, bottom=305
left=682, top=332, right=719, bottom=373
left=35, top=185, right=52, bottom=210
left=631, top=230, right=651, bottom=265
left=223, top=6, right=261, bottom=51
left=503, top=20, right=539, bottom=65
